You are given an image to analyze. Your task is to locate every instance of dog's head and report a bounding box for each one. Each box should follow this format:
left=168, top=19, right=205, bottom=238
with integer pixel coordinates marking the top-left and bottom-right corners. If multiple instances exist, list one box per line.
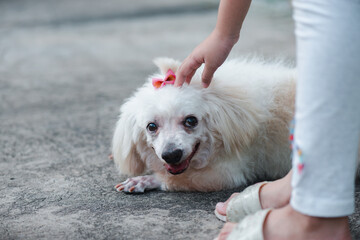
left=112, top=58, right=262, bottom=177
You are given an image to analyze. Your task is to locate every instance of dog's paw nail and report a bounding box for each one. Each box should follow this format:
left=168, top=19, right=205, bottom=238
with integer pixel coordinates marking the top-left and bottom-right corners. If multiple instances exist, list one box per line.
left=116, top=186, right=125, bottom=192
left=129, top=186, right=135, bottom=192
left=115, top=184, right=122, bottom=189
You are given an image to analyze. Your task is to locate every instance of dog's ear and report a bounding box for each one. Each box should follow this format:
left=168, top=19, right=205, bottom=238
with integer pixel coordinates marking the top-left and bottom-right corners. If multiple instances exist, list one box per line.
left=153, top=57, right=181, bottom=75
left=112, top=100, right=146, bottom=176
left=204, top=87, right=267, bottom=155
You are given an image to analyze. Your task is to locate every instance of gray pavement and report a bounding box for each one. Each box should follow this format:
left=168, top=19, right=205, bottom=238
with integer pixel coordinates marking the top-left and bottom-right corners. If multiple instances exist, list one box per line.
left=0, top=0, right=359, bottom=239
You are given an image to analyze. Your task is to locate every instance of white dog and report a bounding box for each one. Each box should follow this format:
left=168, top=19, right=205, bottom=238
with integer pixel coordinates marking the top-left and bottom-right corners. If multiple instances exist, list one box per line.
left=112, top=57, right=296, bottom=193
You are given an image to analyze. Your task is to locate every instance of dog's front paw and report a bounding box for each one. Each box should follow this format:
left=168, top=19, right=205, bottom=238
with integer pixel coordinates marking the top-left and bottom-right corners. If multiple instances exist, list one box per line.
left=114, top=175, right=162, bottom=193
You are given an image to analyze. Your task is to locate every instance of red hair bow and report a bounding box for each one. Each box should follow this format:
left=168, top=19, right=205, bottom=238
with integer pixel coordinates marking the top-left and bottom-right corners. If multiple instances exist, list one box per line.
left=152, top=69, right=176, bottom=89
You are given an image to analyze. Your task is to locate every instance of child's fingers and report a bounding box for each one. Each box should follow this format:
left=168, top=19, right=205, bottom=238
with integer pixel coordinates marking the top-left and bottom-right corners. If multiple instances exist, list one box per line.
left=185, top=69, right=197, bottom=85
left=175, top=61, right=190, bottom=87
left=175, top=57, right=202, bottom=87
left=202, top=64, right=217, bottom=88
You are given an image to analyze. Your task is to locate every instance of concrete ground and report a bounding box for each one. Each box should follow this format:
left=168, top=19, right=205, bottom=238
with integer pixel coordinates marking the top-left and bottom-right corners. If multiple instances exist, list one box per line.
left=0, top=0, right=359, bottom=239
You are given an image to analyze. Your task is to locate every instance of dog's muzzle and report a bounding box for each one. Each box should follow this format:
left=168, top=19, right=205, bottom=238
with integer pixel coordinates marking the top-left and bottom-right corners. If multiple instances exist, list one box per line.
left=162, top=149, right=183, bottom=164
left=163, top=142, right=200, bottom=175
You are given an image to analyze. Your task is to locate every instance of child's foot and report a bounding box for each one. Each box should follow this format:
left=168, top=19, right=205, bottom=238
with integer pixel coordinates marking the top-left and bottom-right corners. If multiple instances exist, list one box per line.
left=216, top=204, right=351, bottom=240
left=215, top=170, right=292, bottom=217
left=263, top=205, right=351, bottom=240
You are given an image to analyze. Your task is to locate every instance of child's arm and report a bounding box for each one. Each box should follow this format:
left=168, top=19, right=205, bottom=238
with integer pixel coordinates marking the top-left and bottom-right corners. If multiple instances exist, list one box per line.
left=175, top=0, right=251, bottom=88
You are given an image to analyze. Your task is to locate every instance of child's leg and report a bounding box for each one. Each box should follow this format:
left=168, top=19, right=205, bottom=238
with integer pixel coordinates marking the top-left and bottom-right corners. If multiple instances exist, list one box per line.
left=291, top=0, right=360, bottom=217
left=216, top=1, right=359, bottom=239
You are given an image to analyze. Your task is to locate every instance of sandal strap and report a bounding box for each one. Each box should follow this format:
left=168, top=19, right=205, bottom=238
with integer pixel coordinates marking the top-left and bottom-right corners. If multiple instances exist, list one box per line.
left=226, top=181, right=268, bottom=222
left=228, top=208, right=272, bottom=240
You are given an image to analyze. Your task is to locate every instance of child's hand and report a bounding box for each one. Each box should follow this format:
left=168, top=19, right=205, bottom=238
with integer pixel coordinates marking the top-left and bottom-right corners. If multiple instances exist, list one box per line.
left=175, top=30, right=238, bottom=88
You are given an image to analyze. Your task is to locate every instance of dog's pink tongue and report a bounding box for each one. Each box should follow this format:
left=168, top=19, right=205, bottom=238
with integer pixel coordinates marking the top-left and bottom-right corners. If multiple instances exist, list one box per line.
left=165, top=160, right=188, bottom=174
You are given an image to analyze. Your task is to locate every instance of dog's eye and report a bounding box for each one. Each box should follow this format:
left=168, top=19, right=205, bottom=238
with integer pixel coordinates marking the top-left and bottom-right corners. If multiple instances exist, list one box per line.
left=184, top=116, right=198, bottom=128
left=147, top=123, right=158, bottom=132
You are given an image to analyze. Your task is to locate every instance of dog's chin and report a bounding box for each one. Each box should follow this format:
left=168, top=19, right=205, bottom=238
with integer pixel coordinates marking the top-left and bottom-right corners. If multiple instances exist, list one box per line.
left=164, top=142, right=200, bottom=175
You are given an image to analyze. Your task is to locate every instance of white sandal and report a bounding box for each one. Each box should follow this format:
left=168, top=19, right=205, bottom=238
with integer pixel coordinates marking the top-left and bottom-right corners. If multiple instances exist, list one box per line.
left=214, top=181, right=269, bottom=222
left=227, top=208, right=272, bottom=240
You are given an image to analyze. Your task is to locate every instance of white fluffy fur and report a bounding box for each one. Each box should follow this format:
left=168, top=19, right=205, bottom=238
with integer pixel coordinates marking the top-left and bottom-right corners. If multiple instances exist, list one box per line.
left=112, top=57, right=296, bottom=192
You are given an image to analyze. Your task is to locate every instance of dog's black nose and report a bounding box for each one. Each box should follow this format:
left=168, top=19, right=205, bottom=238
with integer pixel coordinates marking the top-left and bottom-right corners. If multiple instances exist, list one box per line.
left=162, top=149, right=183, bottom=164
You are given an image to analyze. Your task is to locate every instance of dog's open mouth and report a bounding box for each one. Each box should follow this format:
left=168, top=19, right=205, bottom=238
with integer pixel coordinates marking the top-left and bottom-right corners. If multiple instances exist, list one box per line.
left=164, top=142, right=200, bottom=175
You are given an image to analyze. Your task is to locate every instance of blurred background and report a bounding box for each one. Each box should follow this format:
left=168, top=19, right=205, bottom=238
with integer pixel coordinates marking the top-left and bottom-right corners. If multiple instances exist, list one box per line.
left=0, top=0, right=295, bottom=94
left=2, top=1, right=343, bottom=240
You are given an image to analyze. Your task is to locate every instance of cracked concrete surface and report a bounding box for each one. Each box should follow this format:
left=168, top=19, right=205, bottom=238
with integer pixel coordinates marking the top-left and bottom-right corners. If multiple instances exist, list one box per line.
left=0, top=0, right=359, bottom=239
